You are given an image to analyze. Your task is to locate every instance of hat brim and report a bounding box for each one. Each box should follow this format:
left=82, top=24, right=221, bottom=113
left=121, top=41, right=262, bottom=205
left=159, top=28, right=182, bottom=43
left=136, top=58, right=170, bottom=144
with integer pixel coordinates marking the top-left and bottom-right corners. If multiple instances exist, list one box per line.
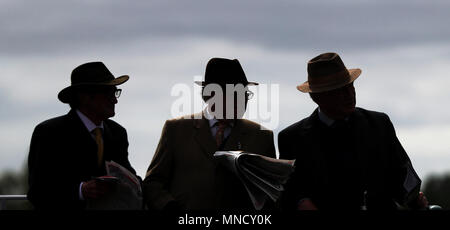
left=194, top=81, right=259, bottom=86
left=58, top=75, right=129, bottom=103
left=296, top=68, right=361, bottom=93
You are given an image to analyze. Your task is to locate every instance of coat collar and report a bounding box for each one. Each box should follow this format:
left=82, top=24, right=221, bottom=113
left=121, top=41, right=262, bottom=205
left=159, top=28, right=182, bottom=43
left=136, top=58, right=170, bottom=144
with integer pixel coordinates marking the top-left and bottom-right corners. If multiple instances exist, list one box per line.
left=193, top=115, right=218, bottom=161
left=303, top=107, right=362, bottom=131
left=299, top=108, right=321, bottom=132
left=75, top=109, right=104, bottom=133
left=68, top=109, right=96, bottom=143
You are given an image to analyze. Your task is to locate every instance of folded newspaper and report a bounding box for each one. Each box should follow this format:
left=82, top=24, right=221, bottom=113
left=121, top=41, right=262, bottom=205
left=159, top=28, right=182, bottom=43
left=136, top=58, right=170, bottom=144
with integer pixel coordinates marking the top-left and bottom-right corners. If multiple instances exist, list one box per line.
left=213, top=151, right=295, bottom=210
left=86, top=161, right=143, bottom=210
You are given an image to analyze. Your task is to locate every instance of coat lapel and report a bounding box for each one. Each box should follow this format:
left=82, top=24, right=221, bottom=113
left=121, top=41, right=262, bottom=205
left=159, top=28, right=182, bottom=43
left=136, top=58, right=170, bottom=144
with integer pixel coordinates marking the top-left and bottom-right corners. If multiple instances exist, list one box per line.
left=67, top=110, right=99, bottom=169
left=350, top=109, right=373, bottom=190
left=193, top=116, right=218, bottom=160
left=307, top=110, right=331, bottom=185
left=223, top=119, right=247, bottom=151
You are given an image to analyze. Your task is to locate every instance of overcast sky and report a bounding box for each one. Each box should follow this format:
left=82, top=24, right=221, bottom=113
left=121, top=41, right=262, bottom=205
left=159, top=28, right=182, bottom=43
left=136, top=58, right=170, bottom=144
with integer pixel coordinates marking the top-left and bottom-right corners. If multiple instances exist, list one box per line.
left=1, top=0, right=450, bottom=181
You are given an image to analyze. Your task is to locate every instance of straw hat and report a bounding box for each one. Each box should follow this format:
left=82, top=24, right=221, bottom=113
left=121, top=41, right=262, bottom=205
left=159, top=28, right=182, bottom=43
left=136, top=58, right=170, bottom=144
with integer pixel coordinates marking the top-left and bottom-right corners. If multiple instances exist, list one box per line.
left=297, top=53, right=361, bottom=93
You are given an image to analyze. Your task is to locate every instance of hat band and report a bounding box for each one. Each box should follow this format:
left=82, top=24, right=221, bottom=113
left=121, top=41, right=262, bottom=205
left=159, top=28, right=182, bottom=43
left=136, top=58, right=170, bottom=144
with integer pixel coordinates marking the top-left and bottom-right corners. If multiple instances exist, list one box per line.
left=71, top=77, right=114, bottom=85
left=308, top=69, right=350, bottom=91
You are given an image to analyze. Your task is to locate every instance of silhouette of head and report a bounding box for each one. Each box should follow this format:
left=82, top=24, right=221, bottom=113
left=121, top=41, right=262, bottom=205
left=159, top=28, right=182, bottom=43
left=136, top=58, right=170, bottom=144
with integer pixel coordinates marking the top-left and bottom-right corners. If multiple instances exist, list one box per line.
left=197, top=58, right=257, bottom=120
left=297, top=53, right=361, bottom=119
left=310, top=82, right=356, bottom=120
left=58, top=62, right=128, bottom=123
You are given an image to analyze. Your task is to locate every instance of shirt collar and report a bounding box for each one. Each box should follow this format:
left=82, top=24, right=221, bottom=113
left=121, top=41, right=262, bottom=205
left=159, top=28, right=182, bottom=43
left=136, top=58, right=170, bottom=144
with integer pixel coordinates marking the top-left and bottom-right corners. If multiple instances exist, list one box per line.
left=317, top=107, right=335, bottom=127
left=76, top=110, right=104, bottom=133
left=204, top=107, right=235, bottom=128
left=317, top=107, right=350, bottom=127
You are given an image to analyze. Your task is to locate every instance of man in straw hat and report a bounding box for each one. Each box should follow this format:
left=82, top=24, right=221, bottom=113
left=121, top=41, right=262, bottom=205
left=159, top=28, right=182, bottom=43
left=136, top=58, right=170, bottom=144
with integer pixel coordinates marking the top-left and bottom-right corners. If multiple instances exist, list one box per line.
left=27, top=62, right=139, bottom=209
left=143, top=58, right=276, bottom=210
left=278, top=52, right=428, bottom=210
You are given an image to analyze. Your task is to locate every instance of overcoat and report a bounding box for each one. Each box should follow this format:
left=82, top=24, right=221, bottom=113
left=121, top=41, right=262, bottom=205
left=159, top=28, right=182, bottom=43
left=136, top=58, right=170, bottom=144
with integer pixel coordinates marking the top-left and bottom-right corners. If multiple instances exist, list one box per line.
left=278, top=108, right=421, bottom=210
left=27, top=109, right=138, bottom=209
left=143, top=113, right=276, bottom=210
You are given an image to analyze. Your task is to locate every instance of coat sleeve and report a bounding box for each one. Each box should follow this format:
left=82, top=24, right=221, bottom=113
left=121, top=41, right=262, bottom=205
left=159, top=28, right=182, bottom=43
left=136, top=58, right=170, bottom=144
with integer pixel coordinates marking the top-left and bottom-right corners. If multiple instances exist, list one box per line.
left=265, top=130, right=276, bottom=158
left=143, top=120, right=176, bottom=210
left=384, top=115, right=422, bottom=208
left=278, top=130, right=291, bottom=160
left=115, top=128, right=139, bottom=179
left=278, top=129, right=311, bottom=210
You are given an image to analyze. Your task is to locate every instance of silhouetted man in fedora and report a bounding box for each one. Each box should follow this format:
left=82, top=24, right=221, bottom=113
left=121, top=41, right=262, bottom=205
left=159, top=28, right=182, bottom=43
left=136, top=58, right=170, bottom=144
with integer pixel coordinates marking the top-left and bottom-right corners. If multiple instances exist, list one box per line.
left=279, top=53, right=428, bottom=210
left=143, top=58, right=276, bottom=210
left=27, top=62, right=139, bottom=209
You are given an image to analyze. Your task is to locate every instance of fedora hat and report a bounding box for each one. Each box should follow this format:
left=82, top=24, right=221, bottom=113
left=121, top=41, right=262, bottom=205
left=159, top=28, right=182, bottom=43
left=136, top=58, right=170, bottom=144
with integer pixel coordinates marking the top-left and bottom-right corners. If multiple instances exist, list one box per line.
left=195, top=58, right=258, bottom=87
left=297, top=52, right=361, bottom=93
left=58, top=62, right=129, bottom=103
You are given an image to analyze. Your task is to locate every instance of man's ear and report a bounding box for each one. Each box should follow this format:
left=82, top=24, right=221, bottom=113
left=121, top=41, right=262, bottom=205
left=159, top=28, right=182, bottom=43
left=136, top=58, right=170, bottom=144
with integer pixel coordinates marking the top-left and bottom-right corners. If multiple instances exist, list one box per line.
left=77, top=92, right=92, bottom=107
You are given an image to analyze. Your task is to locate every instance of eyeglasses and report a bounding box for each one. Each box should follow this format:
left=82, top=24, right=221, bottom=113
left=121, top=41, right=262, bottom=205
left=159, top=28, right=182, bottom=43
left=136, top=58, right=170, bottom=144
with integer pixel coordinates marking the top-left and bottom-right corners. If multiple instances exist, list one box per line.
left=114, top=89, right=122, bottom=98
left=246, top=90, right=254, bottom=100
left=105, top=88, right=122, bottom=98
left=82, top=87, right=122, bottom=98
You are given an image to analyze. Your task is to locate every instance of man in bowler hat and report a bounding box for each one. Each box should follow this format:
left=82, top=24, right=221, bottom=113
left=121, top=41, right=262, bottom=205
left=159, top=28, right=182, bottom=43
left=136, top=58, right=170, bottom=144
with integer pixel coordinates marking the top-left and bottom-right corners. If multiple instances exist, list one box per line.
left=279, top=53, right=428, bottom=210
left=143, top=58, right=276, bottom=210
left=27, top=62, right=139, bottom=209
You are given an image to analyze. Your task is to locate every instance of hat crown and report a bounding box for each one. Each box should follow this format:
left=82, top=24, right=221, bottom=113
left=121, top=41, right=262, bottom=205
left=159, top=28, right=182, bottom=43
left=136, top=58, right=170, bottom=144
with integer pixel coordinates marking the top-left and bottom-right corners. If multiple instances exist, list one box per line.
left=307, top=52, right=348, bottom=78
left=297, top=52, right=361, bottom=93
left=204, top=58, right=249, bottom=86
left=58, top=62, right=129, bottom=103
left=306, top=52, right=354, bottom=92
left=71, top=62, right=115, bottom=85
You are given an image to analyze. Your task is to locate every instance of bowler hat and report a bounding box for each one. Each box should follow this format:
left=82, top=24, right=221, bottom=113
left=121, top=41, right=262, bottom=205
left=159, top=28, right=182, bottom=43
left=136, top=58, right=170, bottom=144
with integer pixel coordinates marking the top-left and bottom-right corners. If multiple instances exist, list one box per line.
left=297, top=53, right=361, bottom=93
left=58, top=62, right=129, bottom=103
left=195, top=58, right=258, bottom=86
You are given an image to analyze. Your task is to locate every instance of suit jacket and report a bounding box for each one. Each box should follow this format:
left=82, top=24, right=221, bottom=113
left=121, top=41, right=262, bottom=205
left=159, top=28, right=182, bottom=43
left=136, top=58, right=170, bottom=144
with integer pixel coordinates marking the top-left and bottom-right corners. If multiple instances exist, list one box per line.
left=143, top=113, right=276, bottom=210
left=278, top=107, right=421, bottom=210
left=27, top=109, right=137, bottom=209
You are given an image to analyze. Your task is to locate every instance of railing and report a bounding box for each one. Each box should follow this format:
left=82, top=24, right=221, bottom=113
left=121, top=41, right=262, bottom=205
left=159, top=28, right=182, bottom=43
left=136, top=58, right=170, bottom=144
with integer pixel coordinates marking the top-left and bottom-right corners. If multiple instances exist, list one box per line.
left=0, top=194, right=443, bottom=210
left=0, top=195, right=27, bottom=210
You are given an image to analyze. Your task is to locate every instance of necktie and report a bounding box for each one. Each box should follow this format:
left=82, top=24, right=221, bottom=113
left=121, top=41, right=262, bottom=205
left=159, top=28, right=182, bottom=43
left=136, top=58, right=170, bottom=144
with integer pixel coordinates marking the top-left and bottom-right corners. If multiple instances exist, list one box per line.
left=92, top=127, right=104, bottom=167
left=215, top=121, right=228, bottom=147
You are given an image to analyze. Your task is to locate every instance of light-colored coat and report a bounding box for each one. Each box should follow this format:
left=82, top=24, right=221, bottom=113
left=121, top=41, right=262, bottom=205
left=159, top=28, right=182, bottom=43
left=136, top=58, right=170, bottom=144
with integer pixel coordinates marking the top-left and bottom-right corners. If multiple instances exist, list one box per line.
left=143, top=113, right=276, bottom=210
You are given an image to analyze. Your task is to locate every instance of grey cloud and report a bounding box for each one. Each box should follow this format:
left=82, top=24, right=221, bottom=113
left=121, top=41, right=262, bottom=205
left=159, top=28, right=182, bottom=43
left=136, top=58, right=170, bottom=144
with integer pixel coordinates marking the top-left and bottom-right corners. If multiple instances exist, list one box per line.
left=0, top=90, right=60, bottom=122
left=2, top=0, right=450, bottom=55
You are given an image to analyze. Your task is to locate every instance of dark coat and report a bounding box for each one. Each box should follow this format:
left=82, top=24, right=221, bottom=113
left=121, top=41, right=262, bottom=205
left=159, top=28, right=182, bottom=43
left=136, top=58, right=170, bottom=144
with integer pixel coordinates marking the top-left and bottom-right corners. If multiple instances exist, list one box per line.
left=143, top=113, right=276, bottom=210
left=278, top=107, right=421, bottom=210
left=27, top=109, right=137, bottom=209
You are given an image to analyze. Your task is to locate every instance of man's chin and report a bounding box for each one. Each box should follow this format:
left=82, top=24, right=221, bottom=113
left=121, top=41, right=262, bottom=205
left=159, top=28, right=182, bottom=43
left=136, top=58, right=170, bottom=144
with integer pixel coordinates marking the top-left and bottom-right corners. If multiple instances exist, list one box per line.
left=106, top=111, right=115, bottom=118
left=341, top=108, right=356, bottom=119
